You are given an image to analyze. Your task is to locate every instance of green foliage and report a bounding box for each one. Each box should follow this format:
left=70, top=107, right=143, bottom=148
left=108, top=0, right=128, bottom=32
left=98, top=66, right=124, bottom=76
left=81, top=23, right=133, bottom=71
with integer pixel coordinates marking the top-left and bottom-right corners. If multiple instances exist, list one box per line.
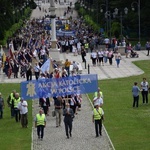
left=0, top=7, right=32, bottom=46
left=29, top=0, right=37, bottom=9
left=75, top=2, right=80, bottom=10
left=111, top=22, right=120, bottom=38
left=77, top=0, right=150, bottom=40
left=0, top=19, right=24, bottom=46
left=75, top=3, right=100, bottom=32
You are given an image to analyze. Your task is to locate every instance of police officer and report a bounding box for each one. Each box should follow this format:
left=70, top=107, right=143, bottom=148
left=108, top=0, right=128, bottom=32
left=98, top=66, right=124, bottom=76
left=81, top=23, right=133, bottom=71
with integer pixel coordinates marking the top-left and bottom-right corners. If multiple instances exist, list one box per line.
left=35, top=109, right=46, bottom=140
left=92, top=104, right=104, bottom=137
left=13, top=93, right=21, bottom=122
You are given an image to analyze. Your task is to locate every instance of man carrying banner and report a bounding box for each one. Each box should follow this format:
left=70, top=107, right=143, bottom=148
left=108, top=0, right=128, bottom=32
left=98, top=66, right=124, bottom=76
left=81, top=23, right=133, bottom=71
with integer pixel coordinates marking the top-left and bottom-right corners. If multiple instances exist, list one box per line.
left=54, top=96, right=63, bottom=127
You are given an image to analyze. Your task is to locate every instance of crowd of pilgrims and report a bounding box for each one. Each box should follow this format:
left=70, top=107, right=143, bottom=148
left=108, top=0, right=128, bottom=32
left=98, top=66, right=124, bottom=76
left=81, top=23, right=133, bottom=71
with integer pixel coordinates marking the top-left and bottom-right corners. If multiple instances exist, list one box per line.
left=2, top=14, right=105, bottom=79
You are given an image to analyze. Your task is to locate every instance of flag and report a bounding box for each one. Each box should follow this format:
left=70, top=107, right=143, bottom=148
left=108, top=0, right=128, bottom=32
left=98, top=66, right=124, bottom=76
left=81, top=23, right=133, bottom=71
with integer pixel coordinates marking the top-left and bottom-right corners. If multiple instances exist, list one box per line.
left=8, top=41, right=14, bottom=60
left=40, top=58, right=51, bottom=73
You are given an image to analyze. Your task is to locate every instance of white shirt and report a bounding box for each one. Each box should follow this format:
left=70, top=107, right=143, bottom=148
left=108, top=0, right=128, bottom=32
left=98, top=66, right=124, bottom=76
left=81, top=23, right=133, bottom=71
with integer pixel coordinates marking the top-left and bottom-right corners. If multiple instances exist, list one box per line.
left=103, top=50, right=109, bottom=57
left=98, top=51, right=104, bottom=57
left=91, top=52, right=97, bottom=58
left=141, top=81, right=149, bottom=91
left=72, top=46, right=77, bottom=53
left=18, top=101, right=28, bottom=114
left=93, top=97, right=103, bottom=106
left=70, top=97, right=76, bottom=106
left=40, top=49, right=46, bottom=55
left=104, top=38, right=110, bottom=44
left=33, top=49, right=37, bottom=57
left=77, top=42, right=81, bottom=49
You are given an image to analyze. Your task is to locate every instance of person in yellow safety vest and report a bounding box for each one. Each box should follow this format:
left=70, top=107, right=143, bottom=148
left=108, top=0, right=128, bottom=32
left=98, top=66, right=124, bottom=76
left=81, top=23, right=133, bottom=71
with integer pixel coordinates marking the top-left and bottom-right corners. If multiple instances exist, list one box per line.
left=92, top=104, right=104, bottom=137
left=93, top=87, right=103, bottom=99
left=13, top=93, right=21, bottom=122
left=7, top=90, right=16, bottom=118
left=35, top=109, right=46, bottom=140
left=84, top=42, right=89, bottom=53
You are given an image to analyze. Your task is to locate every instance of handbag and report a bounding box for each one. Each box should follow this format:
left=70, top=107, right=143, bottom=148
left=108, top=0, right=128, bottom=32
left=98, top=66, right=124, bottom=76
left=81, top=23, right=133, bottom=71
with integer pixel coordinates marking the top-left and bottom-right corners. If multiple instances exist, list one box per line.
left=52, top=110, right=56, bottom=117
left=111, top=54, right=114, bottom=58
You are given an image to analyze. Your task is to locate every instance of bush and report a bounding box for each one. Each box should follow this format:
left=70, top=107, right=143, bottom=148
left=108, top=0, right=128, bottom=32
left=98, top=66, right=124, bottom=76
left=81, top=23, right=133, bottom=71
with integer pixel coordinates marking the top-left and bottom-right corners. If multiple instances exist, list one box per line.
left=75, top=2, right=80, bottom=10
left=0, top=7, right=32, bottom=46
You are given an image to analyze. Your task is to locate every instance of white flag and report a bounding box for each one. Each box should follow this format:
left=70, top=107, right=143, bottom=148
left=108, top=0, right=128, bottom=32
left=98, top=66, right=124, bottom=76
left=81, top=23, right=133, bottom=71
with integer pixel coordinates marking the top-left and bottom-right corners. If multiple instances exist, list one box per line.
left=40, top=58, right=51, bottom=73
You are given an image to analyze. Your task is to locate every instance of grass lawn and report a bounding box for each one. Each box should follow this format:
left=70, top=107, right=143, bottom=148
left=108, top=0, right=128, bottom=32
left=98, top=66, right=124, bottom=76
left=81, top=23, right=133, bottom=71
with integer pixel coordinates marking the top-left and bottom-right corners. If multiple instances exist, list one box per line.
left=89, top=60, right=150, bottom=150
left=0, top=83, right=32, bottom=150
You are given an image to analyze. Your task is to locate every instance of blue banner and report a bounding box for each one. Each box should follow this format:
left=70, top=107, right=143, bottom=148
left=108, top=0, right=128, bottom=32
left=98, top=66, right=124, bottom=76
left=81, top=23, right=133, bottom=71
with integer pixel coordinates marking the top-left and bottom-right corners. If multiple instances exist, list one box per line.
left=21, top=74, right=98, bottom=100
left=56, top=30, right=75, bottom=37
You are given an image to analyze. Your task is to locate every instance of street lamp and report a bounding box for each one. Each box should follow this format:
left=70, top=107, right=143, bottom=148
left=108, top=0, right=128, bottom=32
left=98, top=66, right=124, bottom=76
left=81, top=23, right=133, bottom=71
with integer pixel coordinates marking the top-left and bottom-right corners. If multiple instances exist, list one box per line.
left=131, top=0, right=140, bottom=42
left=100, top=4, right=109, bottom=35
left=16, top=9, right=19, bottom=22
left=114, top=7, right=128, bottom=40
left=104, top=11, right=117, bottom=41
left=100, top=4, right=106, bottom=13
left=105, top=11, right=111, bottom=39
left=12, top=10, right=15, bottom=24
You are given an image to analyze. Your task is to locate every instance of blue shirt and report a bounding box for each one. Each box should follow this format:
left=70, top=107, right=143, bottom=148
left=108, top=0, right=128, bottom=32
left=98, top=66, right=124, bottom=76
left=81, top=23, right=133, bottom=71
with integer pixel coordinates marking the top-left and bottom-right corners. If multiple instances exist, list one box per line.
left=132, top=86, right=140, bottom=97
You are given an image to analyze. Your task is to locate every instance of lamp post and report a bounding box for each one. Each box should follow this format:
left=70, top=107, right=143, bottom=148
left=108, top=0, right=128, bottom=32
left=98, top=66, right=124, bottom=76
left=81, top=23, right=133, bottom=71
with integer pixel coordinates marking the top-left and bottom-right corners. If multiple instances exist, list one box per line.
left=16, top=9, right=19, bottom=22
left=104, top=11, right=116, bottom=43
left=100, top=4, right=108, bottom=35
left=131, top=0, right=140, bottom=42
left=101, top=5, right=115, bottom=39
left=105, top=11, right=111, bottom=39
left=114, top=7, right=128, bottom=40
left=12, top=10, right=15, bottom=24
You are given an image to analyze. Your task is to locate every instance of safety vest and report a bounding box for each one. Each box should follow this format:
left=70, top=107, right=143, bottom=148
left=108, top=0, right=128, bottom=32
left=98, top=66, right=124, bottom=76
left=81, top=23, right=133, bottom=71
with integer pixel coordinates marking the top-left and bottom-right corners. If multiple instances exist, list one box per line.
left=93, top=108, right=102, bottom=120
left=9, top=93, right=15, bottom=105
left=14, top=97, right=21, bottom=108
left=36, top=114, right=45, bottom=126
left=94, top=91, right=103, bottom=98
left=84, top=43, right=89, bottom=49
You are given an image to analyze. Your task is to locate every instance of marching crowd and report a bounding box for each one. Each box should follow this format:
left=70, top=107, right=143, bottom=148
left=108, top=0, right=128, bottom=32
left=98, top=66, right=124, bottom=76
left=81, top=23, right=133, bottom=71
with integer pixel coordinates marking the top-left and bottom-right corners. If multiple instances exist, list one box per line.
left=0, top=85, right=104, bottom=139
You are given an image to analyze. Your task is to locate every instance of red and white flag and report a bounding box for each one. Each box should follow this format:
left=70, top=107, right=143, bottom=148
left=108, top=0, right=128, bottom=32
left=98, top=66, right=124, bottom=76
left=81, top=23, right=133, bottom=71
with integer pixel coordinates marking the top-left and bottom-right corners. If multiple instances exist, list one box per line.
left=8, top=41, right=14, bottom=60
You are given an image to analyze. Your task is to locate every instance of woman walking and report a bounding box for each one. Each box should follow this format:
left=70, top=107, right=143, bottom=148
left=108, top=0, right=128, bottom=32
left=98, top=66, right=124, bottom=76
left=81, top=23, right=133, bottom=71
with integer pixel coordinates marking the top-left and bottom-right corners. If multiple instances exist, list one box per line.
left=115, top=51, right=121, bottom=67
